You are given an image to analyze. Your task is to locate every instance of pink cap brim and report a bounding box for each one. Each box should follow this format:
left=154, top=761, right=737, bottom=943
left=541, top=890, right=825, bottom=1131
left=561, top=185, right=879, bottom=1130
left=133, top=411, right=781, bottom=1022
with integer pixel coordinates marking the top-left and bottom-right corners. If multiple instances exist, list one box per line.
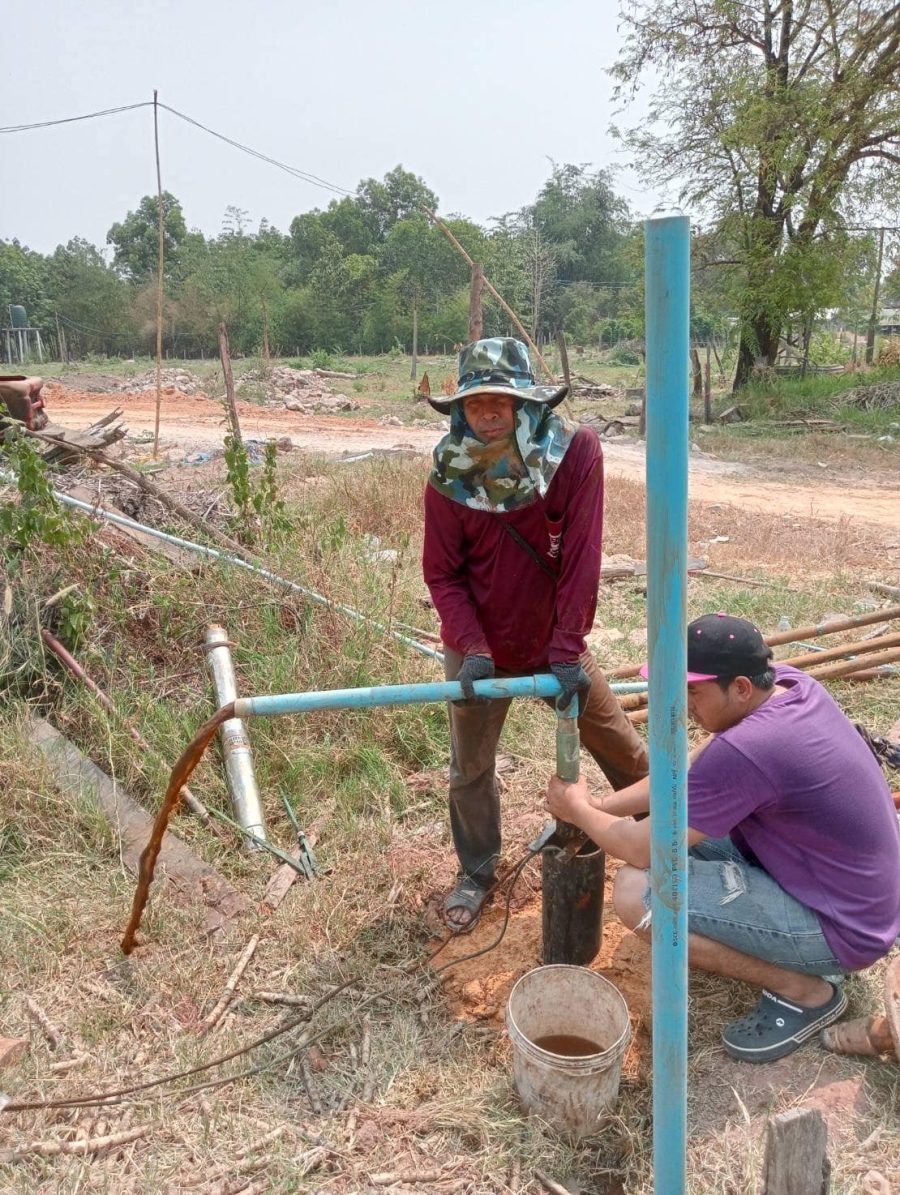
left=639, top=664, right=718, bottom=682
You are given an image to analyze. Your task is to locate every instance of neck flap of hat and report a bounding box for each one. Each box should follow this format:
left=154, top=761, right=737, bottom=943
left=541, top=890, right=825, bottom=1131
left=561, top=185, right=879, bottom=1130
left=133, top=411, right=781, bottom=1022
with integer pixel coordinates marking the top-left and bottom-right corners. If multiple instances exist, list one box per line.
left=428, top=401, right=576, bottom=512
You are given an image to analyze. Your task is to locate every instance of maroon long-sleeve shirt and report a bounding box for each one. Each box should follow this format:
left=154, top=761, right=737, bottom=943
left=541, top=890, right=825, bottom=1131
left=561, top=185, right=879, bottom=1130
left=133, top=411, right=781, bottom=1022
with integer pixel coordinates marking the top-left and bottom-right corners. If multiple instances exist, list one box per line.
left=422, top=425, right=604, bottom=672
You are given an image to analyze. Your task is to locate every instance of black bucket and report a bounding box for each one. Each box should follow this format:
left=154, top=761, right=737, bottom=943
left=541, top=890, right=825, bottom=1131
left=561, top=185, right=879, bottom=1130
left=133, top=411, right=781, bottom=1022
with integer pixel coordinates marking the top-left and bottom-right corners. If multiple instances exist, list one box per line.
left=541, top=841, right=606, bottom=966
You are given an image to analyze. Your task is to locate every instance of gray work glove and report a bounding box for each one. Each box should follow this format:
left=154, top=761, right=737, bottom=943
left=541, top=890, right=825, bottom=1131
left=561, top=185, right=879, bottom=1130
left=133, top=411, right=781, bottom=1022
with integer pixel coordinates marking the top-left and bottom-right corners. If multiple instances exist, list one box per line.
left=550, top=660, right=592, bottom=711
left=454, top=654, right=495, bottom=702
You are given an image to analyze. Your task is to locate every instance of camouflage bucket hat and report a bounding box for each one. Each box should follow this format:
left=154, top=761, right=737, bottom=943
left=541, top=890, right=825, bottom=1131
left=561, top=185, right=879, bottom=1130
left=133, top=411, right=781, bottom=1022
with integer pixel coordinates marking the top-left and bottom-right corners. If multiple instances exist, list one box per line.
left=427, top=337, right=569, bottom=414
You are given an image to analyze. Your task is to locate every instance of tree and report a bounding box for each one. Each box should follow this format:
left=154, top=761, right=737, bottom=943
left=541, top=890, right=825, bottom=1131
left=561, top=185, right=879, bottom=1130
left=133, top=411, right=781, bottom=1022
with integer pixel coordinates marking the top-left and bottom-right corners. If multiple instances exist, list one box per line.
left=530, top=163, right=631, bottom=287
left=612, top=0, right=900, bottom=389
left=106, top=192, right=188, bottom=282
left=355, top=165, right=439, bottom=243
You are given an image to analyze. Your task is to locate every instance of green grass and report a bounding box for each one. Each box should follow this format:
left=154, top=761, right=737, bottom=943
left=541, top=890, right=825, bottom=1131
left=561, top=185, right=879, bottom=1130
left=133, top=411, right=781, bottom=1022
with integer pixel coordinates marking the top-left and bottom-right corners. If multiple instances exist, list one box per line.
left=2, top=413, right=900, bottom=1192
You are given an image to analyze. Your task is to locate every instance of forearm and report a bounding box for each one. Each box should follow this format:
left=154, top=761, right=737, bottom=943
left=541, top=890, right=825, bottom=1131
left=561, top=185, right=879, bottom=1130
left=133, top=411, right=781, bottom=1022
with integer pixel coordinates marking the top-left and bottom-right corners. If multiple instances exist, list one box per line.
left=599, top=775, right=650, bottom=817
left=571, top=806, right=651, bottom=869
left=600, top=741, right=709, bottom=817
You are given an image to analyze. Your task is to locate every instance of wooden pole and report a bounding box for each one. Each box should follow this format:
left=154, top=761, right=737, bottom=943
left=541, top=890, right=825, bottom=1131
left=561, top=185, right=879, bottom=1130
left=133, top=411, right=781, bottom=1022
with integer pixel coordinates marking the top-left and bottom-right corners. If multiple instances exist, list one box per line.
left=556, top=330, right=571, bottom=391
left=420, top=205, right=557, bottom=384
left=703, top=343, right=712, bottom=423
left=218, top=323, right=243, bottom=448
left=469, top=263, right=485, bottom=343
left=55, top=313, right=67, bottom=365
left=153, top=90, right=165, bottom=458
left=866, top=226, right=886, bottom=365
left=260, top=294, right=270, bottom=373
left=410, top=291, right=418, bottom=381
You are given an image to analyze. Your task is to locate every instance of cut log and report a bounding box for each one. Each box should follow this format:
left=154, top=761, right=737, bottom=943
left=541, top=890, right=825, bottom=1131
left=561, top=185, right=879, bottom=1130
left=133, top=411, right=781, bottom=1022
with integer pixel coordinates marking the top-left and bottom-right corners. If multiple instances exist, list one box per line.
left=28, top=717, right=248, bottom=937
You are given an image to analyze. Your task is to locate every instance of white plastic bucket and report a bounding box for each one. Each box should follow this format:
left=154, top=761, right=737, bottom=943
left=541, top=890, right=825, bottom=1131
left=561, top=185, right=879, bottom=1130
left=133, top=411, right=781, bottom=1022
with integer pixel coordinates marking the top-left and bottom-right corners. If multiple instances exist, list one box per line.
left=506, top=965, right=631, bottom=1139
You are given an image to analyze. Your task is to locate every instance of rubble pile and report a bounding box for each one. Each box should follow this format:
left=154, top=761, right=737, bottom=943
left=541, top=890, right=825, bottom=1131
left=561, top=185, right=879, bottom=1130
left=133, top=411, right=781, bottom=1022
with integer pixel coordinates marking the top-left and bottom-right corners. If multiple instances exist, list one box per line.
left=115, top=368, right=205, bottom=395
left=237, top=365, right=361, bottom=414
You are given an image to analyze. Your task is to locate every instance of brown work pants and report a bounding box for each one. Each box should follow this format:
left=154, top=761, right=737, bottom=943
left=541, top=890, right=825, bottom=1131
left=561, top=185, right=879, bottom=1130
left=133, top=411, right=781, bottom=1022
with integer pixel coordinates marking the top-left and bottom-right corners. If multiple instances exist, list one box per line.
left=443, top=646, right=649, bottom=885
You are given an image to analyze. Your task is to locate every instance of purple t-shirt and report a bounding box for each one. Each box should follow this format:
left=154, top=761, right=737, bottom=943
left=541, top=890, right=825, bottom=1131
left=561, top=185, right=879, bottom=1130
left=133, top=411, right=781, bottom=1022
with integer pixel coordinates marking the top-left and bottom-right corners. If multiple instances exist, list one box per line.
left=687, top=665, right=900, bottom=970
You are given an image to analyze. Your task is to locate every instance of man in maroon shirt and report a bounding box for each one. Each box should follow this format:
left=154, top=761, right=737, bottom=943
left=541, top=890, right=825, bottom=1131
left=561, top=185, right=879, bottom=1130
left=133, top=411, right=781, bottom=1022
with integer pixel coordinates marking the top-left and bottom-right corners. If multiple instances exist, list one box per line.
left=423, top=338, right=648, bottom=929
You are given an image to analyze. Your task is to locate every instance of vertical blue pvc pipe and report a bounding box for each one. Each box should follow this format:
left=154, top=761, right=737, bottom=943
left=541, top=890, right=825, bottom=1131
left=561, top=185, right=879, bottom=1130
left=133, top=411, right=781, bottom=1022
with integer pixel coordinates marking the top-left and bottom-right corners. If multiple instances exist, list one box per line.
left=645, top=215, right=690, bottom=1194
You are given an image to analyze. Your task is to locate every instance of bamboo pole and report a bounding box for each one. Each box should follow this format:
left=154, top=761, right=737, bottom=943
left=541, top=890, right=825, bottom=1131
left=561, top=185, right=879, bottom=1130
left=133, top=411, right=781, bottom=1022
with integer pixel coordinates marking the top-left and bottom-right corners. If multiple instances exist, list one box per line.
left=780, top=631, right=900, bottom=670
left=469, top=263, right=485, bottom=342
left=420, top=205, right=557, bottom=384
left=153, top=89, right=165, bottom=459
left=610, top=605, right=900, bottom=679
left=806, top=647, right=900, bottom=680
left=764, top=606, right=900, bottom=647
left=218, top=323, right=243, bottom=448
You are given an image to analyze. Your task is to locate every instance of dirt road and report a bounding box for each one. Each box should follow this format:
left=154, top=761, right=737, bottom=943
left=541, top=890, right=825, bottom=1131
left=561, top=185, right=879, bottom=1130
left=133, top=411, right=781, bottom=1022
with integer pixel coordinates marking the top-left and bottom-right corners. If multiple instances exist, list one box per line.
left=46, top=386, right=900, bottom=533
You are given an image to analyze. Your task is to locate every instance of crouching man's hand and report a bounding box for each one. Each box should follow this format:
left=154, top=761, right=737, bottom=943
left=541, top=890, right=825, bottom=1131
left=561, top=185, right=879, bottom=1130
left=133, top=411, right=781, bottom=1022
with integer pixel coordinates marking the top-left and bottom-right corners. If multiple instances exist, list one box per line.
left=545, top=774, right=593, bottom=831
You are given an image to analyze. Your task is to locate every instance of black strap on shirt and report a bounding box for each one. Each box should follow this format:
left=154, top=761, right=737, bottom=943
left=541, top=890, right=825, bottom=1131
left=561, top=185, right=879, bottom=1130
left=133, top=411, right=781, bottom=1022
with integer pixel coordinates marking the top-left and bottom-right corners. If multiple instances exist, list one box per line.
left=493, top=516, right=558, bottom=581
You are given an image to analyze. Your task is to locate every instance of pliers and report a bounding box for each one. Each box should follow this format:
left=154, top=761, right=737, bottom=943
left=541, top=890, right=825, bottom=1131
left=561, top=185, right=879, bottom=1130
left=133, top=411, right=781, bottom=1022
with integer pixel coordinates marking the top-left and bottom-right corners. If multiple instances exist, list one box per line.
left=281, top=791, right=320, bottom=880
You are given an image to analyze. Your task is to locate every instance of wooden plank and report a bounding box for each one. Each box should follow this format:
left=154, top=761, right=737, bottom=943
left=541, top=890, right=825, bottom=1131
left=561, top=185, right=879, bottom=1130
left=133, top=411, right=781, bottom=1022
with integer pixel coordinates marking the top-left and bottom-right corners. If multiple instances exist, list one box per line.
left=28, top=717, right=248, bottom=936
left=761, top=1108, right=830, bottom=1195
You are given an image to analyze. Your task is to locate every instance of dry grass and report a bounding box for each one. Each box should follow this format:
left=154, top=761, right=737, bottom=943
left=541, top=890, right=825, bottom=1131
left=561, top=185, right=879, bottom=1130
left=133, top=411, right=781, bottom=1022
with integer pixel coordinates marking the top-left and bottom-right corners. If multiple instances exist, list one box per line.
left=2, top=450, right=900, bottom=1193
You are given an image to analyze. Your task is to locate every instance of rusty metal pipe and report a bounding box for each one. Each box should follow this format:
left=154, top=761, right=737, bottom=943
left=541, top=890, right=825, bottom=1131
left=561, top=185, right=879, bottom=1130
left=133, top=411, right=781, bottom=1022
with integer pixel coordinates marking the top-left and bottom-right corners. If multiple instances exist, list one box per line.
left=204, top=625, right=267, bottom=848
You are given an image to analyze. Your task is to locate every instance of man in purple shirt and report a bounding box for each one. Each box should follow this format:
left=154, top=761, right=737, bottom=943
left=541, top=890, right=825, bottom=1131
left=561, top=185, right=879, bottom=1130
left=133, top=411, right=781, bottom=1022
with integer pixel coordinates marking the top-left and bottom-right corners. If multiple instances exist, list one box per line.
left=423, top=337, right=648, bottom=931
left=547, top=613, right=900, bottom=1062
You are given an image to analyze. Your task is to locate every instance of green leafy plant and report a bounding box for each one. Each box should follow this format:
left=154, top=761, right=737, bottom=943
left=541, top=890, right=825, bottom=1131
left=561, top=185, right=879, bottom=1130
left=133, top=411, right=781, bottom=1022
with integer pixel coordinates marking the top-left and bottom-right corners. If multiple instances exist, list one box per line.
left=224, top=435, right=293, bottom=546
left=0, top=430, right=84, bottom=571
left=310, top=349, right=334, bottom=370
left=56, top=587, right=96, bottom=651
left=251, top=441, right=293, bottom=541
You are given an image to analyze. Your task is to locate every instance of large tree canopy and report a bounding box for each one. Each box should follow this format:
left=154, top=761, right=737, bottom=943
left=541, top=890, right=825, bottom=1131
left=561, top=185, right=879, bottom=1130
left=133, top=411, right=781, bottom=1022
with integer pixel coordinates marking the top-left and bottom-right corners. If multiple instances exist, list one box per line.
left=107, top=192, right=188, bottom=283
left=612, top=0, right=900, bottom=388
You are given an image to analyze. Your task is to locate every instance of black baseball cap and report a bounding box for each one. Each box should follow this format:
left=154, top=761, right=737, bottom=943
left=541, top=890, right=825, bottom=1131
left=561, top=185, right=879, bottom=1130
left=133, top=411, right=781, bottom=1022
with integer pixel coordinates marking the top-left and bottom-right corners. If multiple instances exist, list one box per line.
left=640, top=613, right=773, bottom=682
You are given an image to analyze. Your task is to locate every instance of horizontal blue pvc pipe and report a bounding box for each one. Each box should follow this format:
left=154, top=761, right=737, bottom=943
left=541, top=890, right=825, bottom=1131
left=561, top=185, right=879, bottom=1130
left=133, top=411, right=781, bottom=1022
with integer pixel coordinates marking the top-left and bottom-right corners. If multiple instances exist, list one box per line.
left=234, top=674, right=563, bottom=718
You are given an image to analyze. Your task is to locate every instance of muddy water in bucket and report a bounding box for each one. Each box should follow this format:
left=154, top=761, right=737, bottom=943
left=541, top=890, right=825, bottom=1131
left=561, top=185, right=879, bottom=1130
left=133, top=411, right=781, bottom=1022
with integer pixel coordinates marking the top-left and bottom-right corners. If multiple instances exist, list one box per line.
left=506, top=965, right=631, bottom=1140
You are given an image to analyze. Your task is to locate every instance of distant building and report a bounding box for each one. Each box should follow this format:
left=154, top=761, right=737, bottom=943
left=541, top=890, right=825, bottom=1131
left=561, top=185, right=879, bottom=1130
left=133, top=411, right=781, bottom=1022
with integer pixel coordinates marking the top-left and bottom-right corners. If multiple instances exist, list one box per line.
left=880, top=308, right=900, bottom=336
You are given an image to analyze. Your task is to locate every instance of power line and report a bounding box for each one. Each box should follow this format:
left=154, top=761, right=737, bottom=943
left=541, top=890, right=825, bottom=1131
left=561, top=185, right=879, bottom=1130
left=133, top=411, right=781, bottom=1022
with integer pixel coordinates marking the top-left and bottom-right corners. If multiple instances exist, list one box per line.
left=0, top=102, right=153, bottom=134
left=157, top=102, right=353, bottom=198
left=2, top=96, right=354, bottom=200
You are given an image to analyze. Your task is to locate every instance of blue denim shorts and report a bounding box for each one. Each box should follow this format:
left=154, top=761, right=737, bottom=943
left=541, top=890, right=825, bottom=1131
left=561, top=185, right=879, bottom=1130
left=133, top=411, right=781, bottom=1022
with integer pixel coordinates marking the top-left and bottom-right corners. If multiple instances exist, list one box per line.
left=641, top=837, right=842, bottom=977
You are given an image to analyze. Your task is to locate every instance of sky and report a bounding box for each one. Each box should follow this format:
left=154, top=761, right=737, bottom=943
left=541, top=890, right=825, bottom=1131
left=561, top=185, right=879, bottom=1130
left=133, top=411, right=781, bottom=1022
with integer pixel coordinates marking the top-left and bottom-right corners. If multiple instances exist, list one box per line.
left=1, top=0, right=669, bottom=257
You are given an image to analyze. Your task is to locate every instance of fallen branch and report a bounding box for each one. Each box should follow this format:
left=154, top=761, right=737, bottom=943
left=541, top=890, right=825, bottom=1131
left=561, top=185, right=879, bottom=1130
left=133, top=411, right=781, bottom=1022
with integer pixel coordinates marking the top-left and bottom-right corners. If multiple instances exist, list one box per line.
left=869, top=582, right=900, bottom=600
left=252, top=992, right=310, bottom=1008
left=371, top=1170, right=445, bottom=1186
left=199, top=935, right=260, bottom=1034
left=0, top=1124, right=147, bottom=1162
left=19, top=423, right=252, bottom=561
left=534, top=1170, right=573, bottom=1195
left=24, top=996, right=63, bottom=1050
left=300, top=1055, right=323, bottom=1116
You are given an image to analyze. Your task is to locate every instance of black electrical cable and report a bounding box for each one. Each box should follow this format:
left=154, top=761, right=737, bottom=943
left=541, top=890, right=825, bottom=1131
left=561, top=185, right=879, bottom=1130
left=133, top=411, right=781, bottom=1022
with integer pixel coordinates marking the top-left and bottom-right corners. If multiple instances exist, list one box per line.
left=1, top=843, right=541, bottom=1114
left=433, top=847, right=540, bottom=976
left=158, top=103, right=352, bottom=197
left=0, top=102, right=153, bottom=134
